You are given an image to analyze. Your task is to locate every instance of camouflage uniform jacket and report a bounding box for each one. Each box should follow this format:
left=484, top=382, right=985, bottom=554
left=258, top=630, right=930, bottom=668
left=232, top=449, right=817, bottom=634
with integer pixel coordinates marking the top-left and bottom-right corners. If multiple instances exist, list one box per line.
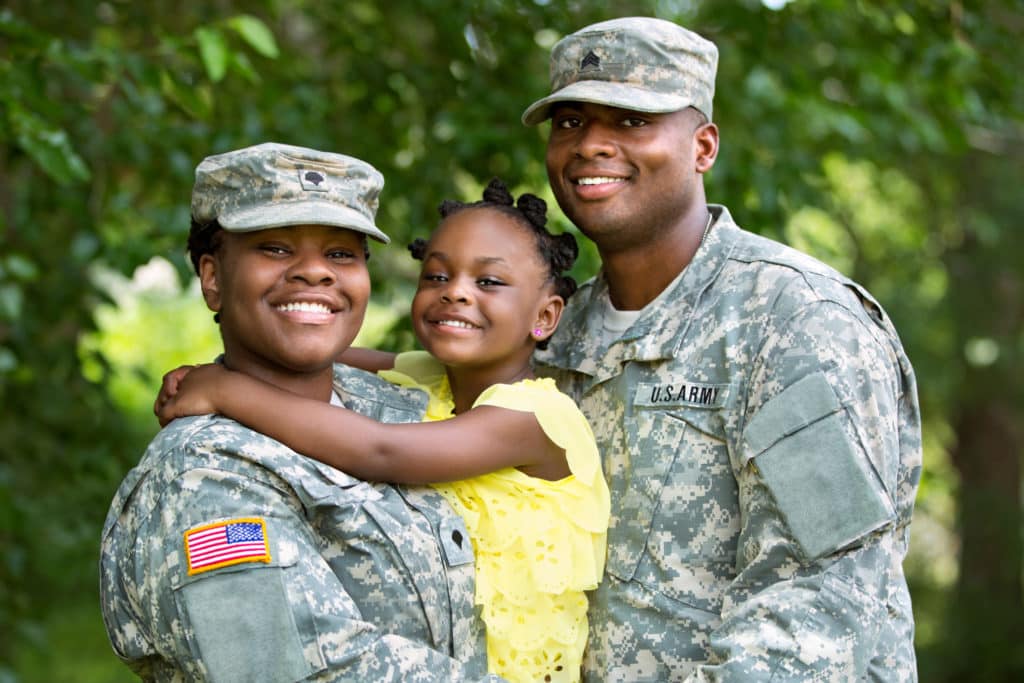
left=535, top=205, right=921, bottom=682
left=100, top=363, right=501, bottom=682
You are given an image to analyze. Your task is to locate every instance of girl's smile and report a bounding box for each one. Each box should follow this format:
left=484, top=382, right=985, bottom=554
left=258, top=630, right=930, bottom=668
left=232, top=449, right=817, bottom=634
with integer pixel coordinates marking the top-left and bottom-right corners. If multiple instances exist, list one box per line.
left=411, top=206, right=560, bottom=393
left=429, top=316, right=483, bottom=332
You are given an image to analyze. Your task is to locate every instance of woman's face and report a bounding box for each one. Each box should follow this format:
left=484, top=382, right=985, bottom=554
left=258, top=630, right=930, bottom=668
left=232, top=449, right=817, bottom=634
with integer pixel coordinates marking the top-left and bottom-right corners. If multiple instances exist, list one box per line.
left=200, top=224, right=371, bottom=381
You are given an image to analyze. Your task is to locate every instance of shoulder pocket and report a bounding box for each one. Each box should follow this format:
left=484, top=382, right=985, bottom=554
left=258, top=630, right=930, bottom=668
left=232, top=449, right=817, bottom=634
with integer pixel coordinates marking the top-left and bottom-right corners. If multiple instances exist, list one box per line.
left=742, top=372, right=894, bottom=560
left=174, top=565, right=320, bottom=682
left=172, top=518, right=323, bottom=682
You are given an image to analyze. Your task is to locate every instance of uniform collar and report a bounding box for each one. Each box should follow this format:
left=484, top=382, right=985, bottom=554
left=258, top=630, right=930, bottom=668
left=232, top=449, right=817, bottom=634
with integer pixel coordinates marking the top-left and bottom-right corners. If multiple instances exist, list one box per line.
left=538, top=205, right=740, bottom=380
left=332, top=362, right=429, bottom=415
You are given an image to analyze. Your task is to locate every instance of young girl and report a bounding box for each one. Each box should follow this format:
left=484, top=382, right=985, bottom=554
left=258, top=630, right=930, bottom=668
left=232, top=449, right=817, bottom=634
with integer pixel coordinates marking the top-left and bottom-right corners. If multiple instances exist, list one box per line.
left=155, top=178, right=610, bottom=683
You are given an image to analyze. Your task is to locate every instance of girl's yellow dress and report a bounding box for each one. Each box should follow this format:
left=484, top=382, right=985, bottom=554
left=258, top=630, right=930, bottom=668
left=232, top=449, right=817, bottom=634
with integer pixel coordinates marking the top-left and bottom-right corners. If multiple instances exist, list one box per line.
left=379, top=351, right=610, bottom=683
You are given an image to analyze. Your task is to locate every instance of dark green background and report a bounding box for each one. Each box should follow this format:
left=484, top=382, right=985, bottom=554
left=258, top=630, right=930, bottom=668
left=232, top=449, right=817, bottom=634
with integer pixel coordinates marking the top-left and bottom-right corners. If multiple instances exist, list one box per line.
left=2, top=1, right=1021, bottom=680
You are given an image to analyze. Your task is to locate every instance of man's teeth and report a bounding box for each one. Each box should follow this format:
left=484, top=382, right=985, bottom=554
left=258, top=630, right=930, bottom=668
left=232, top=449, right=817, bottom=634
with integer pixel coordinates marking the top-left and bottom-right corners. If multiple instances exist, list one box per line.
left=438, top=320, right=476, bottom=329
left=278, top=302, right=331, bottom=313
left=576, top=176, right=625, bottom=185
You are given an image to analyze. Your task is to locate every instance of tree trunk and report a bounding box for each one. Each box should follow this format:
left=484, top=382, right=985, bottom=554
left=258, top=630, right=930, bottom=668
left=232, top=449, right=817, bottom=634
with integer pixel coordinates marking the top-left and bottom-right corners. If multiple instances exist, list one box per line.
left=947, top=400, right=1024, bottom=680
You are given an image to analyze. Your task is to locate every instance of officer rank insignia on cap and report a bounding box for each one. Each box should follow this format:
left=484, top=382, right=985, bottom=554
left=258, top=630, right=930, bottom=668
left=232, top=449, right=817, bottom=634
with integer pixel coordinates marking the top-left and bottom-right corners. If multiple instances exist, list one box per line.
left=580, top=50, right=601, bottom=70
left=184, top=518, right=271, bottom=575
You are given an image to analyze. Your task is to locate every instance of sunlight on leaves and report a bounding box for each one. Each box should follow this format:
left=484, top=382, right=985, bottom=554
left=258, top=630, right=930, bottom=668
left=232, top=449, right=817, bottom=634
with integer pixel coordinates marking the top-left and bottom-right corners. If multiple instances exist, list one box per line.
left=195, top=26, right=229, bottom=82
left=227, top=14, right=280, bottom=59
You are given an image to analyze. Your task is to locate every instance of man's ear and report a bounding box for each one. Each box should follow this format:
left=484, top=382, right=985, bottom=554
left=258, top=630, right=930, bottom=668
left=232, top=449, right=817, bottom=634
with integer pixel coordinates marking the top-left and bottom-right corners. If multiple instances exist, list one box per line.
left=532, top=293, right=565, bottom=342
left=198, top=253, right=222, bottom=314
left=695, top=122, right=719, bottom=174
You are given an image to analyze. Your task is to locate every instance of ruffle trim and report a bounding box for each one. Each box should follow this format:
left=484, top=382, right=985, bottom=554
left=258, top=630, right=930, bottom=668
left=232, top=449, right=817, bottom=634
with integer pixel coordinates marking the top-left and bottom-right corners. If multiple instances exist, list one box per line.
left=380, top=352, right=610, bottom=682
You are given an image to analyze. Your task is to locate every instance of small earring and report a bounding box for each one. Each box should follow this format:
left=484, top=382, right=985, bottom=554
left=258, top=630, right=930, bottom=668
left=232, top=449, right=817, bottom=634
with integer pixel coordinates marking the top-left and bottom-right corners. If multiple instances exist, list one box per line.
left=533, top=327, right=544, bottom=338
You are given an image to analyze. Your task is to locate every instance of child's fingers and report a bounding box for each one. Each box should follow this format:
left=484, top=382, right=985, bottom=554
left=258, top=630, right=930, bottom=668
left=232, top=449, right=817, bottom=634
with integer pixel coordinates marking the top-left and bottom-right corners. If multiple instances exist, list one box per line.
left=154, top=394, right=193, bottom=428
left=153, top=387, right=172, bottom=417
left=153, top=365, right=196, bottom=421
left=156, top=405, right=172, bottom=428
left=165, top=365, right=196, bottom=395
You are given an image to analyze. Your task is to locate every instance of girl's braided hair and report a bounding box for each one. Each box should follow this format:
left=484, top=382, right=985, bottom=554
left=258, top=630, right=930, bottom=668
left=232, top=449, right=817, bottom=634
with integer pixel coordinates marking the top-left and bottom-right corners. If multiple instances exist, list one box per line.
left=408, top=178, right=579, bottom=305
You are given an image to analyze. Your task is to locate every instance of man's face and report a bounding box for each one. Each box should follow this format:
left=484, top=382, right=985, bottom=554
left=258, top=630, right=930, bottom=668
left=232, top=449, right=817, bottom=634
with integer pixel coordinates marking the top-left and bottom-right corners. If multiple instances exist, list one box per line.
left=199, top=225, right=370, bottom=380
left=545, top=102, right=705, bottom=253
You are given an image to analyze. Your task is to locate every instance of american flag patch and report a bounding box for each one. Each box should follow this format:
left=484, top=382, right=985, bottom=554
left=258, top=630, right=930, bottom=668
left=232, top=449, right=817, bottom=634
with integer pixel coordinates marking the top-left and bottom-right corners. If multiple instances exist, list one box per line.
left=184, top=518, right=271, bottom=575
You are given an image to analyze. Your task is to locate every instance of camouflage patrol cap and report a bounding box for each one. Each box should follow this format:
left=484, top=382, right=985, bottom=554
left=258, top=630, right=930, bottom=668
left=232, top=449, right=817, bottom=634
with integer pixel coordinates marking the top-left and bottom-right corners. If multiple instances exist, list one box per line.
left=522, top=17, right=718, bottom=126
left=191, top=142, right=389, bottom=243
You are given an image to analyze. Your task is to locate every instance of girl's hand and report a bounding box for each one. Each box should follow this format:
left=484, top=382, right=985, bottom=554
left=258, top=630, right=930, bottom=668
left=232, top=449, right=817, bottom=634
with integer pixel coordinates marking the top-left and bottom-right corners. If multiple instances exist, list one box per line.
left=154, top=363, right=229, bottom=427
left=153, top=365, right=196, bottom=418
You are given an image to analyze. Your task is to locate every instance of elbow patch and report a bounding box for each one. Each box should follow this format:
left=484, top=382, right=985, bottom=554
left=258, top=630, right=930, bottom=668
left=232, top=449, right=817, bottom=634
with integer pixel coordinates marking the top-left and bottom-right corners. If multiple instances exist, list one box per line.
left=743, top=373, right=894, bottom=560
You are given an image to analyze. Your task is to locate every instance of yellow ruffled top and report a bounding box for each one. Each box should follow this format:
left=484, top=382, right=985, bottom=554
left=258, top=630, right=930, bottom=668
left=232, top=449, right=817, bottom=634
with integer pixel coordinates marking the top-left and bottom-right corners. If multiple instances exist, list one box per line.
left=379, top=351, right=610, bottom=683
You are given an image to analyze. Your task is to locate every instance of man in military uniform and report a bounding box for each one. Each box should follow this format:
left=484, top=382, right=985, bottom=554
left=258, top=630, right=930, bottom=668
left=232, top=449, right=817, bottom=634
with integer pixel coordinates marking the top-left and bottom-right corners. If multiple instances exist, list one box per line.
left=100, top=143, right=501, bottom=682
left=524, top=18, right=922, bottom=681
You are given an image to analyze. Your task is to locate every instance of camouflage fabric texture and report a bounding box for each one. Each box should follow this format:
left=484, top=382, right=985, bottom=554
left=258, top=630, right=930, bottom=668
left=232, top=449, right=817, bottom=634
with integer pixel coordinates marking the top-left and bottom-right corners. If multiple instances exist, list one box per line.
left=100, top=364, right=503, bottom=682
left=536, top=206, right=922, bottom=682
left=521, top=17, right=717, bottom=125
left=190, top=142, right=390, bottom=243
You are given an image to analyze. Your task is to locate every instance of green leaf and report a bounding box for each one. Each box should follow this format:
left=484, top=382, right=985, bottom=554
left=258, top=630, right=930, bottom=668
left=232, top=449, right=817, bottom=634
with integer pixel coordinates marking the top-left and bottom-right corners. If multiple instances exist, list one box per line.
left=0, top=284, right=22, bottom=321
left=7, top=104, right=90, bottom=185
left=4, top=255, right=39, bottom=281
left=0, top=345, right=16, bottom=373
left=229, top=51, right=260, bottom=85
left=159, top=69, right=214, bottom=119
left=194, top=26, right=229, bottom=82
left=227, top=14, right=279, bottom=59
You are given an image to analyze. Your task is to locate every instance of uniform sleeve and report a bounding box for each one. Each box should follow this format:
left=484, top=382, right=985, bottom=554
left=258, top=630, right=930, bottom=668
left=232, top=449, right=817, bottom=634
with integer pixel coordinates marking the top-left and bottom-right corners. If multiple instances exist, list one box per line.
left=690, top=298, right=914, bottom=680
left=134, top=461, right=500, bottom=682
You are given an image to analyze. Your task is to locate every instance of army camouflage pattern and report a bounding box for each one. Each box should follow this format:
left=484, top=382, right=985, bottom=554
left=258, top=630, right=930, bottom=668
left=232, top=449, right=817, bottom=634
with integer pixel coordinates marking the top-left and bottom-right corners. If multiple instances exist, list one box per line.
left=190, top=142, right=390, bottom=243
left=535, top=206, right=922, bottom=681
left=100, top=363, right=503, bottom=682
left=521, top=17, right=717, bottom=126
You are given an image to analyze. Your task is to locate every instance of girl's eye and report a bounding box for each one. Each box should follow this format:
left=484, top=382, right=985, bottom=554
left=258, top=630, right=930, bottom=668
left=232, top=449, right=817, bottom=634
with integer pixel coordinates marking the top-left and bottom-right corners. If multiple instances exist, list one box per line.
left=477, top=277, right=505, bottom=288
left=423, top=272, right=448, bottom=282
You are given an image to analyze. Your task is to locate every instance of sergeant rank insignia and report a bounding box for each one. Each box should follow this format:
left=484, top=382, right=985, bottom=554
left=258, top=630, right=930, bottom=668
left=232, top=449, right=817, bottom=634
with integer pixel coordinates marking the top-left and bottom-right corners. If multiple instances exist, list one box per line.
left=580, top=50, right=601, bottom=70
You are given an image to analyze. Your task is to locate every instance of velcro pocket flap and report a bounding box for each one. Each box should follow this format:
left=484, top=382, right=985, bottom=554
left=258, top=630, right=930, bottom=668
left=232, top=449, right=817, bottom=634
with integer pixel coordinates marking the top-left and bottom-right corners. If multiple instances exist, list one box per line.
left=742, top=372, right=840, bottom=461
left=178, top=567, right=319, bottom=682
left=743, top=373, right=894, bottom=560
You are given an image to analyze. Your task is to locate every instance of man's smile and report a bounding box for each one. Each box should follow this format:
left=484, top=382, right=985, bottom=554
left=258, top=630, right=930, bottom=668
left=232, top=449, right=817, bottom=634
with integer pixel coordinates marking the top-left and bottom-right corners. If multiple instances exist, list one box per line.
left=574, top=176, right=627, bottom=186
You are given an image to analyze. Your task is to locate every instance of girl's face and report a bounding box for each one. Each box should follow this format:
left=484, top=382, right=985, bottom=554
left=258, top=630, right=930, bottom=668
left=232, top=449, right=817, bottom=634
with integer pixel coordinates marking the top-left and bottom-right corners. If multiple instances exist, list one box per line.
left=411, top=207, right=562, bottom=376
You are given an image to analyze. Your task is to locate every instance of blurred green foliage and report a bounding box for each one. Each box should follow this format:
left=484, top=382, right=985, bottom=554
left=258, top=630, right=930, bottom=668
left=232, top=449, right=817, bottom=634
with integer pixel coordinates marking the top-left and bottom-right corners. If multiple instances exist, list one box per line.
left=1, top=0, right=1021, bottom=680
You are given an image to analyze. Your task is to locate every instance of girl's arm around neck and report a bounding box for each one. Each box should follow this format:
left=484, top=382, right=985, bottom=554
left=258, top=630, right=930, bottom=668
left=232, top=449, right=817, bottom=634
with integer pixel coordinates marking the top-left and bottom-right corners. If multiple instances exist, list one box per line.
left=157, top=365, right=569, bottom=483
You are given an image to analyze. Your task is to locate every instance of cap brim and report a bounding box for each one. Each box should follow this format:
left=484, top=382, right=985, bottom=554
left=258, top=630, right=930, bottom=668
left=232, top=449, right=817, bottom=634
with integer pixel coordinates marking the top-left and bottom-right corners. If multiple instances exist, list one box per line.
left=219, top=200, right=390, bottom=243
left=522, top=81, right=692, bottom=126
